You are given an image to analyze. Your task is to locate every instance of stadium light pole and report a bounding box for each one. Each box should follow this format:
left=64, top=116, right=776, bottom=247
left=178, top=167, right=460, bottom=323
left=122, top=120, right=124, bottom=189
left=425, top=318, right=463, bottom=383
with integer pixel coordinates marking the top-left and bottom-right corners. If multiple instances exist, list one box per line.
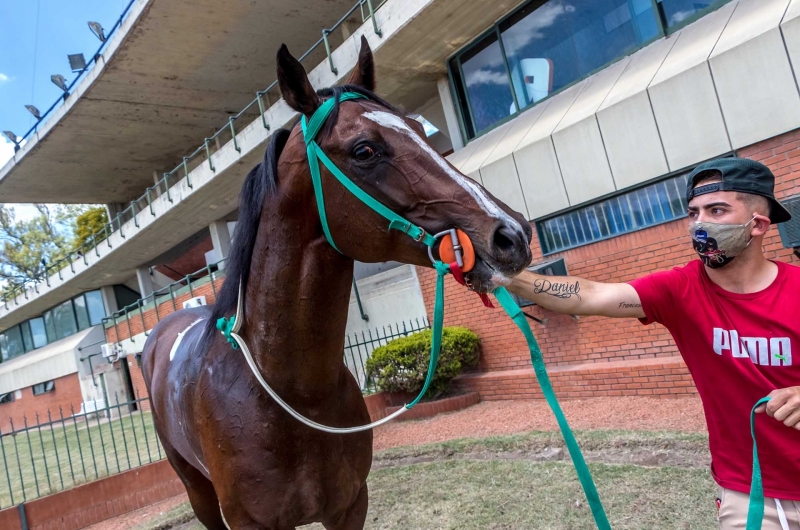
left=51, top=74, right=69, bottom=99
left=2, top=131, right=20, bottom=152
left=88, top=21, right=106, bottom=42
left=25, top=105, right=41, bottom=120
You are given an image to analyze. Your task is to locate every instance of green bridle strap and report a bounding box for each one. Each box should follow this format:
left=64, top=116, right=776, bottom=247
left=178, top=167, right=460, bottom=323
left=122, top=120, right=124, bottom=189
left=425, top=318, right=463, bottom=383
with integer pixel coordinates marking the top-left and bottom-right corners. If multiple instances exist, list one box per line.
left=494, top=287, right=611, bottom=530
left=746, top=396, right=771, bottom=530
left=301, top=92, right=436, bottom=251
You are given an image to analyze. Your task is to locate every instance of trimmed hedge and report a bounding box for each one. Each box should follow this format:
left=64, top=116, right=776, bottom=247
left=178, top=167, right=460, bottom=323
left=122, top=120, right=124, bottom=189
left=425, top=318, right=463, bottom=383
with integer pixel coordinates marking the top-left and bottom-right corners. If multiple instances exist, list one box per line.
left=365, top=326, right=480, bottom=399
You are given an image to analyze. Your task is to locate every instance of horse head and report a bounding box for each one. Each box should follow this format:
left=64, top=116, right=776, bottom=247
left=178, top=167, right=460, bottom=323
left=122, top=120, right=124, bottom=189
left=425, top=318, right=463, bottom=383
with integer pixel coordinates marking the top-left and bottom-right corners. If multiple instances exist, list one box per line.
left=276, top=36, right=532, bottom=291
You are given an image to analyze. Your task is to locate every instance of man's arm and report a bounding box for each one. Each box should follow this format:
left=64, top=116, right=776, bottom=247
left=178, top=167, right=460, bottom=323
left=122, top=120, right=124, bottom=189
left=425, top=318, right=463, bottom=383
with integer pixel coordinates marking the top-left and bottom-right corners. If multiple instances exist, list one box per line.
left=503, top=271, right=646, bottom=319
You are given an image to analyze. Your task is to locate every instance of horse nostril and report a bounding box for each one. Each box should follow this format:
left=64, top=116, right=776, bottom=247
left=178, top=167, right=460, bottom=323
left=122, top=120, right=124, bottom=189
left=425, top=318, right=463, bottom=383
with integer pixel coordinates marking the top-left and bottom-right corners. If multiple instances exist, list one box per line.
left=492, top=225, right=517, bottom=252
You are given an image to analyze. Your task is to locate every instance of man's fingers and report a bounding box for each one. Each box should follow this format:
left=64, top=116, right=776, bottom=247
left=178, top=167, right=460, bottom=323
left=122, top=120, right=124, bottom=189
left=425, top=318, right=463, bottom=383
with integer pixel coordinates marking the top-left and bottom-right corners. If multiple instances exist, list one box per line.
left=782, top=409, right=800, bottom=428
left=766, top=390, right=790, bottom=417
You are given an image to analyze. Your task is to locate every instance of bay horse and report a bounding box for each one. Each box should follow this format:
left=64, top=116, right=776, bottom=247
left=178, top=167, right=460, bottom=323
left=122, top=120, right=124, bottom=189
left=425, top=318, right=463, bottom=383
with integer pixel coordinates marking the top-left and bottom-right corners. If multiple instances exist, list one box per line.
left=142, top=36, right=532, bottom=530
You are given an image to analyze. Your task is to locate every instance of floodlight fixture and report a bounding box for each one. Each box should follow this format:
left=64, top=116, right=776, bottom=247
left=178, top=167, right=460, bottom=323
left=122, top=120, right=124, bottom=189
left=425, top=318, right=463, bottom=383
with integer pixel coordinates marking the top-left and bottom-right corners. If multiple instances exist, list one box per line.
left=88, top=21, right=106, bottom=42
left=68, top=54, right=87, bottom=73
left=51, top=74, right=69, bottom=98
left=2, top=131, right=20, bottom=152
left=25, top=105, right=41, bottom=119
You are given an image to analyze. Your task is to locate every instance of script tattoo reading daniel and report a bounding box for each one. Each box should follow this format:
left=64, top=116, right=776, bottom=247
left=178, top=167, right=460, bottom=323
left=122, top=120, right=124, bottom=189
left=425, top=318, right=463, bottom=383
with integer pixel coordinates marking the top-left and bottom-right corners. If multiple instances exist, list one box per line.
left=533, top=279, right=581, bottom=300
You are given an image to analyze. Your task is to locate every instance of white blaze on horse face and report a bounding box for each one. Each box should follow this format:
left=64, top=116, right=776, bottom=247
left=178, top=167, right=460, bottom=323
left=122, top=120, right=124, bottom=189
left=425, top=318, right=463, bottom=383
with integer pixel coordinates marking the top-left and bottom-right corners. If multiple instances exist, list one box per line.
left=362, top=111, right=524, bottom=232
left=169, top=318, right=205, bottom=361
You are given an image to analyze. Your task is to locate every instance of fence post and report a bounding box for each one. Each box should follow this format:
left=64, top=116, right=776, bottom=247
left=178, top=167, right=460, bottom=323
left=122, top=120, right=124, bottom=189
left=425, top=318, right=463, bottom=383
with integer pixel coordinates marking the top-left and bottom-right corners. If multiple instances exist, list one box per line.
left=0, top=425, right=16, bottom=507
left=18, top=503, right=28, bottom=530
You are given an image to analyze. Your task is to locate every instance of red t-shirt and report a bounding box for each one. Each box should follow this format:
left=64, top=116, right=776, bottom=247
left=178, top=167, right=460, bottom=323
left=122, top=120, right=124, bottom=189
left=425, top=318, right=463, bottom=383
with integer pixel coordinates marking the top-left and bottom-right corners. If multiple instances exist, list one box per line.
left=630, top=259, right=800, bottom=500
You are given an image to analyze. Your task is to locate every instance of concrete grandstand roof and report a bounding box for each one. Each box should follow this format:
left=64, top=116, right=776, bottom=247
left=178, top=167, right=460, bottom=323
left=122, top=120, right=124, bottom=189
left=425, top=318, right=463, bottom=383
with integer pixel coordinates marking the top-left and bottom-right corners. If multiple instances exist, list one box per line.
left=0, top=0, right=355, bottom=204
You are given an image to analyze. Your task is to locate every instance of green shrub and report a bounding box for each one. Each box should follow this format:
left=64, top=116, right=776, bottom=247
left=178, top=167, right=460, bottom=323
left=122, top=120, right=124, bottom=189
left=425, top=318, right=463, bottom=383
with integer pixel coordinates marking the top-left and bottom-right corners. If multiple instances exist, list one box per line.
left=365, top=326, right=480, bottom=399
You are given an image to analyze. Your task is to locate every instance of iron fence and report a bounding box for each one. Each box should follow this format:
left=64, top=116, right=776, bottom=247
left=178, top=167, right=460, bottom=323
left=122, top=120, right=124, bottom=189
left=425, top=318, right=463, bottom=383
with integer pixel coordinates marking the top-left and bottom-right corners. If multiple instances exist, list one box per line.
left=343, top=318, right=430, bottom=393
left=0, top=317, right=428, bottom=509
left=0, top=391, right=163, bottom=509
left=2, top=0, right=388, bottom=309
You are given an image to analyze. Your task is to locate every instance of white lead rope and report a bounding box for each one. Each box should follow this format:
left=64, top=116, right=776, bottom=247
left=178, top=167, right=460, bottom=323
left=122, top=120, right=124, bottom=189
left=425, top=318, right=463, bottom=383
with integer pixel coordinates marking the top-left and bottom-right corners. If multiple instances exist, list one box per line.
left=227, top=282, right=409, bottom=434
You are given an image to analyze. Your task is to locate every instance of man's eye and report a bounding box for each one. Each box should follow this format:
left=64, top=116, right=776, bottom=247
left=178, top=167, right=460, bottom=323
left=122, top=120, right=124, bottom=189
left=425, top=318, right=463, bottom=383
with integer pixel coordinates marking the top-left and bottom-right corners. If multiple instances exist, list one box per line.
left=353, top=145, right=376, bottom=161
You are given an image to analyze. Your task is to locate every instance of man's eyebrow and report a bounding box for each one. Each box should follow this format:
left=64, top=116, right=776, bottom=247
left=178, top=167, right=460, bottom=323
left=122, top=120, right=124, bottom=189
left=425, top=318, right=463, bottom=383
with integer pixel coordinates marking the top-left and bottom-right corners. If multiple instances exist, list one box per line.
left=701, top=201, right=732, bottom=208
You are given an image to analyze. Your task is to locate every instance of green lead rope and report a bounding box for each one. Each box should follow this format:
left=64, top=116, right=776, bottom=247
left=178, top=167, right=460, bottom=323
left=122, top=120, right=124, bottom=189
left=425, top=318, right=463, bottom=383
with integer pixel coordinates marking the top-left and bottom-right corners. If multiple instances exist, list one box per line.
left=746, top=396, right=771, bottom=530
left=495, top=287, right=612, bottom=530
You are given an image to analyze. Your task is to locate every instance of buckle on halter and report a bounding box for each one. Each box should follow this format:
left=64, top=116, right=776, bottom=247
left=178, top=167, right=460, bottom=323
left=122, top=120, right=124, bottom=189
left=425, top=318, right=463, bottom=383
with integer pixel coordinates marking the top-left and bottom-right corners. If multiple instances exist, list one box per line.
left=413, top=228, right=427, bottom=243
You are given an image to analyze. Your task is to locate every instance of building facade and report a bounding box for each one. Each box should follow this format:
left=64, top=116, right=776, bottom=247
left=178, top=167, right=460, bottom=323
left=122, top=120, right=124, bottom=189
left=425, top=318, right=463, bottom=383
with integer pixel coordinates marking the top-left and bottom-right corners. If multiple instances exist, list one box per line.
left=2, top=0, right=800, bottom=420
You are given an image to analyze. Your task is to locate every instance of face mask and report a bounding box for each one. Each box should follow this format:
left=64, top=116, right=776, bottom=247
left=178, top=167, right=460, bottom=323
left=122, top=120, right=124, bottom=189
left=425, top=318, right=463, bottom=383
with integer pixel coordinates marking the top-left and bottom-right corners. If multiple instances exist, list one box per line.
left=689, top=217, right=756, bottom=269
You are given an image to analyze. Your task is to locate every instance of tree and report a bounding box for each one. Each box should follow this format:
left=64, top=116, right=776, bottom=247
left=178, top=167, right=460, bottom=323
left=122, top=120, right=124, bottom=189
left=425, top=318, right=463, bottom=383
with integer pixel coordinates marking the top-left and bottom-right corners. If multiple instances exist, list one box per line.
left=0, top=204, right=90, bottom=296
left=74, top=206, right=109, bottom=249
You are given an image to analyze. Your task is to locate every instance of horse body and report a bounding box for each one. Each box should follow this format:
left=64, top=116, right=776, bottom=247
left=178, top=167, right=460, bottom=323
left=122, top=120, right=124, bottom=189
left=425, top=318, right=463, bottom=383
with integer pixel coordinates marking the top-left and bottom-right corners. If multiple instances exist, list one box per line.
left=143, top=37, right=532, bottom=529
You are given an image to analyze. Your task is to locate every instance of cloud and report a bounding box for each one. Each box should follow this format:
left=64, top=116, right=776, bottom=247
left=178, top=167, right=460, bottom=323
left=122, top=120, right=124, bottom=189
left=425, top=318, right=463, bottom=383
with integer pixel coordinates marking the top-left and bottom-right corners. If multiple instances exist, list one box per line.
left=0, top=73, right=11, bottom=83
left=669, top=10, right=694, bottom=25
left=0, top=138, right=15, bottom=167
left=466, top=69, right=509, bottom=87
left=502, top=3, right=576, bottom=57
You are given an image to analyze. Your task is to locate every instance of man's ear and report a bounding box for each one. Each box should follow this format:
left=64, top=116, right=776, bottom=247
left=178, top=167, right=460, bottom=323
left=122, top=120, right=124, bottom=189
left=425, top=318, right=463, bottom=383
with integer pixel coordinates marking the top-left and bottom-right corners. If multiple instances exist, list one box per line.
left=346, top=36, right=376, bottom=91
left=277, top=44, right=321, bottom=116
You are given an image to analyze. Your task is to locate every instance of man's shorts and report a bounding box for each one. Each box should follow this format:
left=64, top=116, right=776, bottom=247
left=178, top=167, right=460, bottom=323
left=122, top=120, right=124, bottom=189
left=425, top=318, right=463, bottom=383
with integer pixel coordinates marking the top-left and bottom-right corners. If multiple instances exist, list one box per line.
left=718, top=486, right=800, bottom=529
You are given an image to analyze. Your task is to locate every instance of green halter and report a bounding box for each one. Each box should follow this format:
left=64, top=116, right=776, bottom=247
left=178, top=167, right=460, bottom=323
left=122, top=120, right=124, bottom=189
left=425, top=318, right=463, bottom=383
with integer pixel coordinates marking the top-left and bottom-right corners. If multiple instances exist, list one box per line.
left=219, top=91, right=610, bottom=528
left=300, top=92, right=611, bottom=528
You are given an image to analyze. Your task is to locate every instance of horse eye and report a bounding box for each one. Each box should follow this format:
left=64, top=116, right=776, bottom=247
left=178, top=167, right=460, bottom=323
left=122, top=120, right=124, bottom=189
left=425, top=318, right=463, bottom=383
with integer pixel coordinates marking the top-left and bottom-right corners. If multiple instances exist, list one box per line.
left=353, top=145, right=376, bottom=161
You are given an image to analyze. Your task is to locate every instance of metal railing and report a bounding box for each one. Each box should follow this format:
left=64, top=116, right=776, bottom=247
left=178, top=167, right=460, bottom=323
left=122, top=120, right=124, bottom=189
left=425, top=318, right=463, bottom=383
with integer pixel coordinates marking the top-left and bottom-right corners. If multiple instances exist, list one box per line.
left=102, top=260, right=227, bottom=344
left=0, top=391, right=163, bottom=509
left=344, top=318, right=430, bottom=393
left=2, top=0, right=387, bottom=308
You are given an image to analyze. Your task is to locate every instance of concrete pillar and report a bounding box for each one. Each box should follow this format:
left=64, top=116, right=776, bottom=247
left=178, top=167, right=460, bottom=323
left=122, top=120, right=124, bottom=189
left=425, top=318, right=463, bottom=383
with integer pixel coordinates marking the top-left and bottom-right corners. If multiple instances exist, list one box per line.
left=340, top=19, right=360, bottom=41
left=209, top=220, right=232, bottom=269
left=105, top=203, right=126, bottom=220
left=437, top=77, right=464, bottom=152
left=100, top=285, right=119, bottom=315
left=136, top=267, right=155, bottom=299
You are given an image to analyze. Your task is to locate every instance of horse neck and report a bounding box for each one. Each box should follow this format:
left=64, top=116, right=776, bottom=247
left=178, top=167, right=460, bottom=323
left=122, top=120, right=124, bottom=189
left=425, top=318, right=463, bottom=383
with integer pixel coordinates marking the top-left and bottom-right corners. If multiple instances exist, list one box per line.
left=240, top=187, right=355, bottom=396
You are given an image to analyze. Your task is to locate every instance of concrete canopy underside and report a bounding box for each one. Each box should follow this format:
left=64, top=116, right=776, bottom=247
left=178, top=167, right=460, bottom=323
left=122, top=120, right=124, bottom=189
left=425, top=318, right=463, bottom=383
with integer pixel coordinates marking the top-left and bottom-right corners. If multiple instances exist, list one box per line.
left=0, top=0, right=531, bottom=331
left=0, top=0, right=355, bottom=204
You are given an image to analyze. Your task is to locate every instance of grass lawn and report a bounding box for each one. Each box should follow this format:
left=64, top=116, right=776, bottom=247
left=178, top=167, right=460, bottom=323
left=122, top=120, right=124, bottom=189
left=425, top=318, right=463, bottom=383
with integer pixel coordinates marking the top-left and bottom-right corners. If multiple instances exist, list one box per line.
left=0, top=409, right=164, bottom=508
left=138, top=430, right=716, bottom=530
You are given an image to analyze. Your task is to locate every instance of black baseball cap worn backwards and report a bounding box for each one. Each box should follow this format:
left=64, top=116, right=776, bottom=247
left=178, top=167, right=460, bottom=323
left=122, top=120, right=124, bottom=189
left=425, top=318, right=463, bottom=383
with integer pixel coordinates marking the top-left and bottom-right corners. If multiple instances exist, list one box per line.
left=686, top=157, right=792, bottom=224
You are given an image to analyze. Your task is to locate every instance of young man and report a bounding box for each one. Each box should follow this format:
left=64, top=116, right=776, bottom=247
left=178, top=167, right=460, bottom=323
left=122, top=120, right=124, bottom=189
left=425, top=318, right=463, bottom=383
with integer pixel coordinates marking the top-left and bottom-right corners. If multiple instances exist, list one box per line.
left=501, top=158, right=800, bottom=529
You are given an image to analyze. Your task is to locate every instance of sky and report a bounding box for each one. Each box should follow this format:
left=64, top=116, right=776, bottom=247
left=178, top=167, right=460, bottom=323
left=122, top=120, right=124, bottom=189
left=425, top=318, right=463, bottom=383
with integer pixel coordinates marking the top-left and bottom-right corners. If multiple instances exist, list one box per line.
left=0, top=1, right=129, bottom=220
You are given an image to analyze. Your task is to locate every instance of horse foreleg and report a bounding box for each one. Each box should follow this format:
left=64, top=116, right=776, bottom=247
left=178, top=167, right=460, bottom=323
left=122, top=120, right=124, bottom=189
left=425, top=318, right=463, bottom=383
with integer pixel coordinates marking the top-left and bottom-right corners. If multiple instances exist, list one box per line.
left=323, top=484, right=368, bottom=530
left=162, top=442, right=227, bottom=530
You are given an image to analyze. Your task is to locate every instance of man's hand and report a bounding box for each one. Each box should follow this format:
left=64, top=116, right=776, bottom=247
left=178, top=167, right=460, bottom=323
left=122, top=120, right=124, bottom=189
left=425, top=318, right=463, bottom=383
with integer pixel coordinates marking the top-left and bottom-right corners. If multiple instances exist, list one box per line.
left=756, top=387, right=800, bottom=429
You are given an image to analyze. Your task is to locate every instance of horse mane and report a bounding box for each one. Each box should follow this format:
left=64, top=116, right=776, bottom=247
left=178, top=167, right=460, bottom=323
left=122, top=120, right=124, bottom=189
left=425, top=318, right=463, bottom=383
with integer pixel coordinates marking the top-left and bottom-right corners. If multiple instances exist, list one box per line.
left=205, top=128, right=290, bottom=340
left=204, top=85, right=399, bottom=343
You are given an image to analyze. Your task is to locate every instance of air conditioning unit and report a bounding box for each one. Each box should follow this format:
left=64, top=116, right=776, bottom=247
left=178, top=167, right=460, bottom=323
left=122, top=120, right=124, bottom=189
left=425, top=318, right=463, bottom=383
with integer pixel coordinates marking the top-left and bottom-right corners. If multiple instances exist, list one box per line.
left=183, top=296, right=207, bottom=309
left=101, top=343, right=123, bottom=362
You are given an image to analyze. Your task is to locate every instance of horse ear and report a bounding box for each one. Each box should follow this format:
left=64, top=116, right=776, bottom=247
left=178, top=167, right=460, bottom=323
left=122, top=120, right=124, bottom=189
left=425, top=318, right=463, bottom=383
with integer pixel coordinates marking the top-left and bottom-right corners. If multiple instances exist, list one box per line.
left=277, top=44, right=321, bottom=116
left=346, top=36, right=376, bottom=91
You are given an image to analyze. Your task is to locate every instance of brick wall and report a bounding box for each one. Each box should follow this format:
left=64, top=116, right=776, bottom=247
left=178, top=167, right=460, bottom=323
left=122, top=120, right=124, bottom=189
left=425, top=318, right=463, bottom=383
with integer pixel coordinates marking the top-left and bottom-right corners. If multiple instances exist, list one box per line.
left=105, top=275, right=225, bottom=344
left=155, top=236, right=214, bottom=282
left=0, top=460, right=184, bottom=530
left=0, top=373, right=84, bottom=431
left=418, top=128, right=800, bottom=400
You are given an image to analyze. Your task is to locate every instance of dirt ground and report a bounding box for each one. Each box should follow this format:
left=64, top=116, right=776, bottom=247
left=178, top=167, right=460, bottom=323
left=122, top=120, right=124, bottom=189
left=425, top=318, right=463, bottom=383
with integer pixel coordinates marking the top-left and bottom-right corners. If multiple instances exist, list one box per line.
left=85, top=396, right=707, bottom=530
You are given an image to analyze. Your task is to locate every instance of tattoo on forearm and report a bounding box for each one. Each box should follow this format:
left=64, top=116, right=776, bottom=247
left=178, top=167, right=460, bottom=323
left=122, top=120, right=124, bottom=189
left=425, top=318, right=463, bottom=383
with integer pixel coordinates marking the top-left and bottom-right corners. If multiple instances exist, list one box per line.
left=533, top=279, right=581, bottom=300
left=618, top=302, right=641, bottom=309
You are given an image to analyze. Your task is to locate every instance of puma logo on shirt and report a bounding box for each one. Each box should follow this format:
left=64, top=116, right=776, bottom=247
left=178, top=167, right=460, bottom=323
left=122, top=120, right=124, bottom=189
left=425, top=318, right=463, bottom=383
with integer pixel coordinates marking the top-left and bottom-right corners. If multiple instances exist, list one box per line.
left=712, top=328, right=792, bottom=367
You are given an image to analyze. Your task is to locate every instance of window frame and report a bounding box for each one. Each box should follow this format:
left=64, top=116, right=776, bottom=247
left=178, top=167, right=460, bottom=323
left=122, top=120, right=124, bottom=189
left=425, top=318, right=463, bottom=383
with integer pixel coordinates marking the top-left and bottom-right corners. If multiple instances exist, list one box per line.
left=533, top=158, right=730, bottom=255
left=447, top=0, right=732, bottom=143
left=32, top=380, right=55, bottom=396
left=0, top=392, right=14, bottom=404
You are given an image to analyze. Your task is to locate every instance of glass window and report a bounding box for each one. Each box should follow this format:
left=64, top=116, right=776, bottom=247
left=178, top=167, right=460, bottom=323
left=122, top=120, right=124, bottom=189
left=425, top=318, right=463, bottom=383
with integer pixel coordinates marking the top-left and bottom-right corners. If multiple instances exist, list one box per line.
left=657, top=0, right=719, bottom=29
left=29, top=317, right=48, bottom=349
left=85, top=290, right=106, bottom=326
left=32, top=380, right=55, bottom=395
left=1, top=326, right=25, bottom=361
left=459, top=31, right=516, bottom=133
left=0, top=392, right=14, bottom=404
left=538, top=172, right=690, bottom=254
left=451, top=0, right=662, bottom=138
left=20, top=321, right=34, bottom=352
left=52, top=300, right=78, bottom=341
left=73, top=295, right=91, bottom=331
left=43, top=310, right=57, bottom=343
